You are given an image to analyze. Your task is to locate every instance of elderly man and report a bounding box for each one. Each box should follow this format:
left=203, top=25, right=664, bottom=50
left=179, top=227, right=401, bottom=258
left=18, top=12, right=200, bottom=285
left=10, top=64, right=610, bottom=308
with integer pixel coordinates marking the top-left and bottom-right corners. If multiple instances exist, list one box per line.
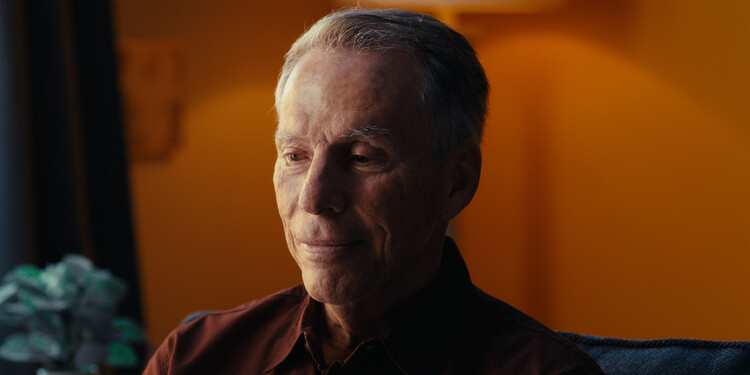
left=144, top=8, right=603, bottom=374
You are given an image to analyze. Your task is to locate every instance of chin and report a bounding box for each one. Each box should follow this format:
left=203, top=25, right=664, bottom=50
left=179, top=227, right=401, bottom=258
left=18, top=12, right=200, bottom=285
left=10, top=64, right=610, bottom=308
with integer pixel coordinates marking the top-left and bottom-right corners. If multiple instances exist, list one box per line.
left=302, top=271, right=369, bottom=305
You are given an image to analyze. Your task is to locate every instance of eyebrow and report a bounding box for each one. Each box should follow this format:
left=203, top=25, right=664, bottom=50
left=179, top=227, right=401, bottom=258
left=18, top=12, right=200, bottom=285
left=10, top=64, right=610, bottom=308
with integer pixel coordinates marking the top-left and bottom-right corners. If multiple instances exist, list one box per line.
left=339, top=124, right=393, bottom=140
left=274, top=124, right=393, bottom=143
left=274, top=129, right=297, bottom=143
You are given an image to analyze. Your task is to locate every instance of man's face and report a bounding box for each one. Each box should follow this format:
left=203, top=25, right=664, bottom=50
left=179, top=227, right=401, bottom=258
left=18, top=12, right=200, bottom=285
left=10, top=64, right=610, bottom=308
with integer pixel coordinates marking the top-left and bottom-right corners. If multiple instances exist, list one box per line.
left=273, top=49, right=449, bottom=305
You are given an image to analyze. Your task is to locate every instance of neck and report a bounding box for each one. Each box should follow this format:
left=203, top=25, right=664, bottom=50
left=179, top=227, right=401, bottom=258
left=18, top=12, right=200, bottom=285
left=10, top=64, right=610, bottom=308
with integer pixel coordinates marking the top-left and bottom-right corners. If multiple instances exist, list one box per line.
left=317, top=238, right=445, bottom=365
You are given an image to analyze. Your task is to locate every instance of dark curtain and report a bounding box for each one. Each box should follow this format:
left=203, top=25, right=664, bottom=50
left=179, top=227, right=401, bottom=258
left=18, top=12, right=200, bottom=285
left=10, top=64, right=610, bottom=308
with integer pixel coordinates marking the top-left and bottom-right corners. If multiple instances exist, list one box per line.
left=0, top=0, right=34, bottom=373
left=0, top=0, right=144, bottom=373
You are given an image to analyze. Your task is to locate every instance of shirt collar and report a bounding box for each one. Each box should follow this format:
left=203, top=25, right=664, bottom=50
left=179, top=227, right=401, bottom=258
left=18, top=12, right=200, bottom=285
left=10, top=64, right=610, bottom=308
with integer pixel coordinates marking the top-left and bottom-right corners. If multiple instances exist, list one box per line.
left=265, top=237, right=476, bottom=374
left=262, top=295, right=312, bottom=373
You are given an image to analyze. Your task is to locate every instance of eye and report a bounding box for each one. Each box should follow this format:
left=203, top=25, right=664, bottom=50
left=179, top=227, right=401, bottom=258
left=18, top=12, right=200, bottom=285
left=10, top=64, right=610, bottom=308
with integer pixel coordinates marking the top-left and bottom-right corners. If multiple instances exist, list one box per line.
left=283, top=151, right=308, bottom=163
left=351, top=154, right=372, bottom=164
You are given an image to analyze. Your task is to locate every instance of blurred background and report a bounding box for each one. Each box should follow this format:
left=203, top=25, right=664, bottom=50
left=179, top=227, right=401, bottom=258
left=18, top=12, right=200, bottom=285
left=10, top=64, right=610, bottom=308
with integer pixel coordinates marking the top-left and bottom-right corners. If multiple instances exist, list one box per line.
left=1, top=0, right=748, bottom=371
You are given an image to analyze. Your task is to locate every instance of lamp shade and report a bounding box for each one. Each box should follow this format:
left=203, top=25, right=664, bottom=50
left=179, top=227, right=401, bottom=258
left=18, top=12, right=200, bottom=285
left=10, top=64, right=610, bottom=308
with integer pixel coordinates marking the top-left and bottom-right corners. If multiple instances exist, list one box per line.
left=333, top=0, right=563, bottom=13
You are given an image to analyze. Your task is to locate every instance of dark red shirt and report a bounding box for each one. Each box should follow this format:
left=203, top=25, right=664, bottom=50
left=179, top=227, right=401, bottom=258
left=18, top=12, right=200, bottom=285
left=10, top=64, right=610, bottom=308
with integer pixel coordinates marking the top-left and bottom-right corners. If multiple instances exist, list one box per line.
left=143, top=238, right=604, bottom=374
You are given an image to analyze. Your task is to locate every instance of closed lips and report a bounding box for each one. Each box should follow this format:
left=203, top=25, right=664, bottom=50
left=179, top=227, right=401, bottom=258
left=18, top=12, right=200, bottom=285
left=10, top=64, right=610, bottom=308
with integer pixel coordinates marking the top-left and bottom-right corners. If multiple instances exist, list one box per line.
left=300, top=241, right=362, bottom=253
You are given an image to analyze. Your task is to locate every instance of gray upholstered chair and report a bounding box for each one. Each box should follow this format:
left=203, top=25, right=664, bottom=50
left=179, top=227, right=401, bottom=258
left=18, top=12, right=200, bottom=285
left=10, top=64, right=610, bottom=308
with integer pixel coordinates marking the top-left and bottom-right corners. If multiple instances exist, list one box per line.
left=559, top=332, right=750, bottom=375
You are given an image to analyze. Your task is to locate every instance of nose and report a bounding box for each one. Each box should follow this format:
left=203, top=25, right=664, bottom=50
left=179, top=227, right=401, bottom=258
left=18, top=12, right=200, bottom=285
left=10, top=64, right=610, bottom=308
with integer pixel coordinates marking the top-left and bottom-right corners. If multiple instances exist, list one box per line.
left=298, top=153, right=346, bottom=215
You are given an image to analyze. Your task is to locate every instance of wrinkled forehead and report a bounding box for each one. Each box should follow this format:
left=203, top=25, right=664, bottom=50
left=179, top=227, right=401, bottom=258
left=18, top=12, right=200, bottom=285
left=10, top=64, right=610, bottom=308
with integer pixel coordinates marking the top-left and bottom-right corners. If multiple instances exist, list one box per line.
left=275, top=48, right=432, bottom=152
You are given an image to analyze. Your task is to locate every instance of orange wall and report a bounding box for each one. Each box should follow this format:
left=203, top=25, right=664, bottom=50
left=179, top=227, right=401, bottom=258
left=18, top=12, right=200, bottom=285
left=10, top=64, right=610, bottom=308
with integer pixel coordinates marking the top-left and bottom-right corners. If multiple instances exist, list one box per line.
left=115, top=0, right=750, bottom=348
left=460, top=0, right=750, bottom=340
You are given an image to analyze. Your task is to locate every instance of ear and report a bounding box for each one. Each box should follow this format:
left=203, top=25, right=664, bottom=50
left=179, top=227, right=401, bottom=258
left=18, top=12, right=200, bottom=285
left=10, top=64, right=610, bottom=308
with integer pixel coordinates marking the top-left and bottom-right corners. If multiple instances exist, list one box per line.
left=441, top=140, right=482, bottom=221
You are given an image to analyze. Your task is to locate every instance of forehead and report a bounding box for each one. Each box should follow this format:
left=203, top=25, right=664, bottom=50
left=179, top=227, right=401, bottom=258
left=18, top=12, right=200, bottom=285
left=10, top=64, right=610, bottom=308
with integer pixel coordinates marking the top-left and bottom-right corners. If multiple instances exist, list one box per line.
left=282, top=48, right=421, bottom=102
left=276, top=49, right=428, bottom=144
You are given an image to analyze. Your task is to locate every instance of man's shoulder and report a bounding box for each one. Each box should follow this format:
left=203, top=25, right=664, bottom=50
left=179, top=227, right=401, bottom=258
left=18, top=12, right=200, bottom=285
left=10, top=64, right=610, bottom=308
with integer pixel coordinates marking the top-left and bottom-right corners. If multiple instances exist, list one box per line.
left=465, top=288, right=604, bottom=373
left=178, top=283, right=308, bottom=334
left=187, top=284, right=306, bottom=320
left=143, top=284, right=309, bottom=374
left=470, top=287, right=564, bottom=341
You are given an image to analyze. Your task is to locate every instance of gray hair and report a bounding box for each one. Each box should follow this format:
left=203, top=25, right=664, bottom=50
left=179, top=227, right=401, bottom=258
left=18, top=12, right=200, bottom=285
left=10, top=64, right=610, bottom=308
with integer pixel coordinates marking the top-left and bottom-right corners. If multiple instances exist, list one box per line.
left=275, top=8, right=489, bottom=161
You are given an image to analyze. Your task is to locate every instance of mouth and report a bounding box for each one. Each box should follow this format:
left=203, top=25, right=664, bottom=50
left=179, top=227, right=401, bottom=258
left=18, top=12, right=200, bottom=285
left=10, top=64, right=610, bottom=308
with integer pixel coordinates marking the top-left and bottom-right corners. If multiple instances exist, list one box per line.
left=299, top=240, right=363, bottom=256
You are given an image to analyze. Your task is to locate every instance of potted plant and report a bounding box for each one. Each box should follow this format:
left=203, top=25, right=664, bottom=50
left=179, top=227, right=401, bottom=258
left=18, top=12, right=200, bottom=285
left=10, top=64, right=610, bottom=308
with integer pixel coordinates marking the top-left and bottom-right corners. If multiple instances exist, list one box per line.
left=0, top=254, right=144, bottom=374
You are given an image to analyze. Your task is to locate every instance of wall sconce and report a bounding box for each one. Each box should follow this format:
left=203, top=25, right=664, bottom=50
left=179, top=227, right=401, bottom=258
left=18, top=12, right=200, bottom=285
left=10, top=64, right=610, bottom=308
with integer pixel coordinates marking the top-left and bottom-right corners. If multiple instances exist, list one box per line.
left=118, top=38, right=185, bottom=162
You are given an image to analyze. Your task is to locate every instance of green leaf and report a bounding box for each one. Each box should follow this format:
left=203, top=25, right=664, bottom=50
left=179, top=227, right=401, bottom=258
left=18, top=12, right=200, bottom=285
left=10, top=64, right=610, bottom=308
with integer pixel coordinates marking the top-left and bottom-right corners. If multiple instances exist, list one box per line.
left=107, top=341, right=138, bottom=368
left=80, top=271, right=127, bottom=309
left=18, top=290, right=69, bottom=311
left=61, top=254, right=94, bottom=286
left=2, top=302, right=33, bottom=315
left=27, top=331, right=65, bottom=360
left=0, top=301, right=34, bottom=325
left=3, top=265, right=45, bottom=292
left=0, top=333, right=48, bottom=363
left=41, top=263, right=78, bottom=300
left=0, top=283, right=19, bottom=304
left=112, top=316, right=145, bottom=342
left=0, top=312, right=24, bottom=325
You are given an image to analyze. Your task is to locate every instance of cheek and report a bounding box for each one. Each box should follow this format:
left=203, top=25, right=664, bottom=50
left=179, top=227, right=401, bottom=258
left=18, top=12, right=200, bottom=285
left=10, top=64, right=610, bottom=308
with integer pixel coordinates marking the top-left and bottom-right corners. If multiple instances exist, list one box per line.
left=274, top=166, right=302, bottom=255
left=358, top=175, right=409, bottom=233
left=375, top=171, right=441, bottom=236
left=273, top=164, right=299, bottom=218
